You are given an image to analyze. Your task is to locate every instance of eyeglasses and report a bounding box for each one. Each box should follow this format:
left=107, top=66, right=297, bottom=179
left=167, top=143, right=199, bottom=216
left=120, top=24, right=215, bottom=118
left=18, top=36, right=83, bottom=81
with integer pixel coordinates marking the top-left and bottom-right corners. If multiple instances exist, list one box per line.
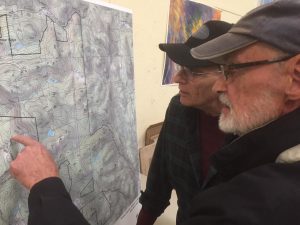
left=180, top=66, right=223, bottom=78
left=219, top=55, right=295, bottom=80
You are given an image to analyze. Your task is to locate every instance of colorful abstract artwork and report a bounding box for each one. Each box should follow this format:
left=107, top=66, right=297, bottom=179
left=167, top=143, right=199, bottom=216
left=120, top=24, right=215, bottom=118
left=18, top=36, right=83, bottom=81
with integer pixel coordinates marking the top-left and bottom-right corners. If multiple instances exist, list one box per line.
left=162, top=0, right=221, bottom=85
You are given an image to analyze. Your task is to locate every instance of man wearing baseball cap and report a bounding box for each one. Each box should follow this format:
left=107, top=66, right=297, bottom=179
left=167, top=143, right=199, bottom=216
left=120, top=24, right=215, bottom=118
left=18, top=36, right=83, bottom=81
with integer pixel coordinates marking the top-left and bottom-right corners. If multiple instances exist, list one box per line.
left=137, top=20, right=232, bottom=225
left=181, top=1, right=300, bottom=224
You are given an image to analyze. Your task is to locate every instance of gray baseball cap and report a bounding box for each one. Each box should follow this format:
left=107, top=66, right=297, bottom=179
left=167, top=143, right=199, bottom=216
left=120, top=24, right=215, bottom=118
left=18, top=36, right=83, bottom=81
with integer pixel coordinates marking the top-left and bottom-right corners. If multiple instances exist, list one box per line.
left=191, top=0, right=300, bottom=61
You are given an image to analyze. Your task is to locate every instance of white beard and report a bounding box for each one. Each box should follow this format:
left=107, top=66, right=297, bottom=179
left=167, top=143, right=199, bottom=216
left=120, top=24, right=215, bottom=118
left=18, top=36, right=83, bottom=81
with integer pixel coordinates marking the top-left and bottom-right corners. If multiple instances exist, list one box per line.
left=218, top=93, right=282, bottom=135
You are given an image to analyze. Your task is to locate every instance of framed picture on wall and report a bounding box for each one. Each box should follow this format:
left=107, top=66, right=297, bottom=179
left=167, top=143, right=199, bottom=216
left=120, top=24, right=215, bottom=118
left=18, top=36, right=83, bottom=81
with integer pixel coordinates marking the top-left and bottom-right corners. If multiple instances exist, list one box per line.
left=162, top=0, right=221, bottom=85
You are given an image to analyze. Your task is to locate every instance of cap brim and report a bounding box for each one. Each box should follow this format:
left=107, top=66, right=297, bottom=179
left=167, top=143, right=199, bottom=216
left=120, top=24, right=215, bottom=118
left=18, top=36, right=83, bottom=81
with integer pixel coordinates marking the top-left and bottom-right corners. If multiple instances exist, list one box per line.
left=159, top=43, right=215, bottom=68
left=190, top=32, right=257, bottom=62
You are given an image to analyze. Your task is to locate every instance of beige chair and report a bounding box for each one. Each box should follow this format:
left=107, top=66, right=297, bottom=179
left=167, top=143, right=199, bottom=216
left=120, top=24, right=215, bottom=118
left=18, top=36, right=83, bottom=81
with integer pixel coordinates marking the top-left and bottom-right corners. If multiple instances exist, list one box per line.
left=139, top=122, right=163, bottom=175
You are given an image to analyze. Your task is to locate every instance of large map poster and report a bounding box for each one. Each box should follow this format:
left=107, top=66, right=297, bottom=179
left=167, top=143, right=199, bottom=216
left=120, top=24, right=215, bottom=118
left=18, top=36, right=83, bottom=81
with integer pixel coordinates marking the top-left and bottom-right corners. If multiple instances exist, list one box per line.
left=0, top=0, right=139, bottom=225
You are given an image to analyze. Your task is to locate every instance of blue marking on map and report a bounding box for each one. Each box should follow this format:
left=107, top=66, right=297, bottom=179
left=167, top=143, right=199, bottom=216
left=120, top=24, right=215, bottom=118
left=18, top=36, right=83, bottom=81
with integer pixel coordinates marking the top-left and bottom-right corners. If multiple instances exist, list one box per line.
left=47, top=78, right=59, bottom=84
left=48, top=129, right=55, bottom=137
left=15, top=43, right=24, bottom=49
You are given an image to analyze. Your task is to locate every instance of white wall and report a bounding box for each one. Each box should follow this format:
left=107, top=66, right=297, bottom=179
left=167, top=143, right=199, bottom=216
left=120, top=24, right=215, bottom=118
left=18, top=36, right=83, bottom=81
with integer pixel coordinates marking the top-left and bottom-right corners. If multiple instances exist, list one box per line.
left=95, top=0, right=259, bottom=147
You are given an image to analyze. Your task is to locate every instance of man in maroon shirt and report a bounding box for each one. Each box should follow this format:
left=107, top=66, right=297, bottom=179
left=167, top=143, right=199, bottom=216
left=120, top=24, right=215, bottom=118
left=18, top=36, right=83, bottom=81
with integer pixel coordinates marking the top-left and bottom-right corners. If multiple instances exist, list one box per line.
left=137, top=20, right=232, bottom=225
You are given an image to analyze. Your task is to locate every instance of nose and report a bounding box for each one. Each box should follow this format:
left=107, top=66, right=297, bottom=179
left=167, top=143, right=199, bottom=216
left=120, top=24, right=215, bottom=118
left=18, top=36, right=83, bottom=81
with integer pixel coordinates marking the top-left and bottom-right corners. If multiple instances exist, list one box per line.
left=173, top=69, right=188, bottom=84
left=212, top=75, right=227, bottom=94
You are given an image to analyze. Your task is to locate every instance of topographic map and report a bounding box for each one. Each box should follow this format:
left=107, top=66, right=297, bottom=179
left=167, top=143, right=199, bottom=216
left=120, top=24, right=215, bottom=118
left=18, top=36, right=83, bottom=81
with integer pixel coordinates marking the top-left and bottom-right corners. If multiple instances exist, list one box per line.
left=0, top=0, right=139, bottom=225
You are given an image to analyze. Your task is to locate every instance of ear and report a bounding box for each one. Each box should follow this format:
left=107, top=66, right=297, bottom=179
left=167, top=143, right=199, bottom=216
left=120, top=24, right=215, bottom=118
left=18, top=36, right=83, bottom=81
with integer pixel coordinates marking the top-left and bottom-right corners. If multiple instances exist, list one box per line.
left=285, top=54, right=300, bottom=101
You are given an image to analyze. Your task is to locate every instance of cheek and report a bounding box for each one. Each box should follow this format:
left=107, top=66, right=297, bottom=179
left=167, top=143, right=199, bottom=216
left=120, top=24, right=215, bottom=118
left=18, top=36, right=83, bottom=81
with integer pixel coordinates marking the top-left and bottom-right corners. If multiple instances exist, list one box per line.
left=227, top=83, right=252, bottom=109
left=196, top=83, right=212, bottom=95
left=196, top=78, right=217, bottom=93
left=229, top=80, right=285, bottom=111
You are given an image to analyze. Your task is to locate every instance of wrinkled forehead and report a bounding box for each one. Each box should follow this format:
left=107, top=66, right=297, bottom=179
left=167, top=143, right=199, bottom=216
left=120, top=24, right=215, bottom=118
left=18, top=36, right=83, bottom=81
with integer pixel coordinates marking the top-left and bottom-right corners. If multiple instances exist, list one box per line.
left=211, top=42, right=283, bottom=64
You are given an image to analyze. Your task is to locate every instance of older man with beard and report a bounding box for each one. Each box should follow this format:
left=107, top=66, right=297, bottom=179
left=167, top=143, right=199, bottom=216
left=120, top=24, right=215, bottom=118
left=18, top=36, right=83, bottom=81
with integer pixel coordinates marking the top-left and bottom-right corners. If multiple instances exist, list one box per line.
left=181, top=0, right=300, bottom=225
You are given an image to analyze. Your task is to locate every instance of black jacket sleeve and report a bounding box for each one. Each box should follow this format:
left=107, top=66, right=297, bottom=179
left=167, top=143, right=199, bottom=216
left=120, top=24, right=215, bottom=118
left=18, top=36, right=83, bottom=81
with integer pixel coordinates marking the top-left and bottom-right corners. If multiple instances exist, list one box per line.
left=28, top=177, right=90, bottom=225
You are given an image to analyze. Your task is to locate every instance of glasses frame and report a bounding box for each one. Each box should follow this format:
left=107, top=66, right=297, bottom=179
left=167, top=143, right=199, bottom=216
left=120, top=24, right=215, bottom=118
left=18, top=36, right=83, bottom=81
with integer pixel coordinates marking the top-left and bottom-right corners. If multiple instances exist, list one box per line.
left=219, top=55, right=295, bottom=80
left=180, top=66, right=222, bottom=78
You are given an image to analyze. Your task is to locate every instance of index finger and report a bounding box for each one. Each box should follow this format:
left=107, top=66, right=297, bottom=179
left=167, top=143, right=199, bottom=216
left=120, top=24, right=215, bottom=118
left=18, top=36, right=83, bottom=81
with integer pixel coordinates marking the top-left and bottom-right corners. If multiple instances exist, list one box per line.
left=11, top=135, right=39, bottom=146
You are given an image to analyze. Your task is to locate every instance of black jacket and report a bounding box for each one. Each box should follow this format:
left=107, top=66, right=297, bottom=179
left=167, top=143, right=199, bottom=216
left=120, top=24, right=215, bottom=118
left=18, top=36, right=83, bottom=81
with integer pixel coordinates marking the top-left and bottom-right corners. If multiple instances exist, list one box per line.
left=184, top=108, right=300, bottom=225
